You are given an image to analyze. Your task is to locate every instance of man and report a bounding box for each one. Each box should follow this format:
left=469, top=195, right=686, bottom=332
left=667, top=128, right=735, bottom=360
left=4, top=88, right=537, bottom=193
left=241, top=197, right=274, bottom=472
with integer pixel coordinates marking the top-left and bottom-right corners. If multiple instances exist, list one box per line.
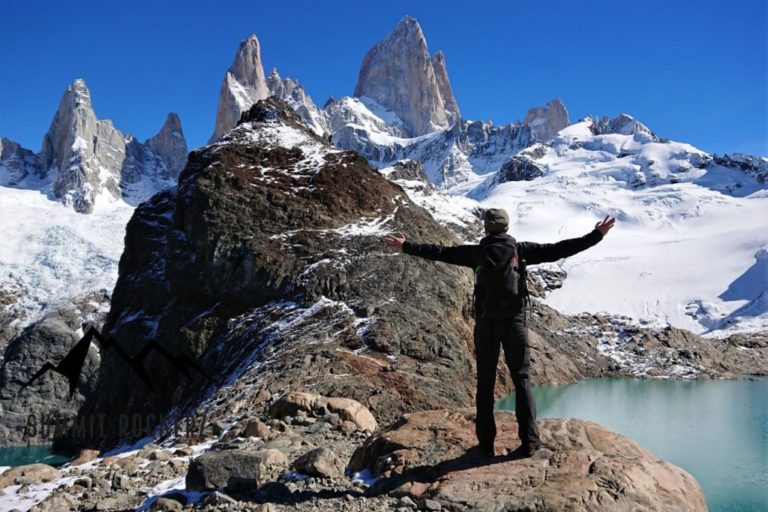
left=383, top=208, right=615, bottom=458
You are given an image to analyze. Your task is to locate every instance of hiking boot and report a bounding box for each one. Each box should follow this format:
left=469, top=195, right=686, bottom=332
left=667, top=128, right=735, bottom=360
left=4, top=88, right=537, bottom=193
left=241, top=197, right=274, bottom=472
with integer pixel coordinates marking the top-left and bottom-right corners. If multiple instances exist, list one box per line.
left=470, top=444, right=495, bottom=458
left=511, top=441, right=540, bottom=458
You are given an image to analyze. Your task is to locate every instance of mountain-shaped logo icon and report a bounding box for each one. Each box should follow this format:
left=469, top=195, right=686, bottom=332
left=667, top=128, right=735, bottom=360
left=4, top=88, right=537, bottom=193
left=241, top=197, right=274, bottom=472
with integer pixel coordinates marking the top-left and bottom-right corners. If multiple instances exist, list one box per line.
left=21, top=326, right=211, bottom=397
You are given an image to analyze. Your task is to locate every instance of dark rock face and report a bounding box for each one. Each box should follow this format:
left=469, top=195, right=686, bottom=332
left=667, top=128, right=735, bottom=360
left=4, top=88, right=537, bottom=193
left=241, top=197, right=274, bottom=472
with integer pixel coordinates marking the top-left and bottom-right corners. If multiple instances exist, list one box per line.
left=76, top=98, right=478, bottom=448
left=385, top=160, right=433, bottom=189
left=494, top=154, right=545, bottom=183
left=0, top=137, right=40, bottom=185
left=712, top=153, right=768, bottom=183
left=0, top=291, right=107, bottom=447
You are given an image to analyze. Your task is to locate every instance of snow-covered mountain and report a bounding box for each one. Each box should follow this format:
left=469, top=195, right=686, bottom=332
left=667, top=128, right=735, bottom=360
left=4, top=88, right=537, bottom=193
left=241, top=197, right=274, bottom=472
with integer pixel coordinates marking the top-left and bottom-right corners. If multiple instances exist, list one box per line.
left=213, top=18, right=570, bottom=188
left=2, top=79, right=187, bottom=213
left=0, top=79, right=188, bottom=345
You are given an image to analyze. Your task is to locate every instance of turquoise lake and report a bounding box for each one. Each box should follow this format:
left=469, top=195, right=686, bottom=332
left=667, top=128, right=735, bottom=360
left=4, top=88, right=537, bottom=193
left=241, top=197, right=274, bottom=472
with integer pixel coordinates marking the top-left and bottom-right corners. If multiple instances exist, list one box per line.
left=497, top=378, right=768, bottom=512
left=0, top=444, right=77, bottom=468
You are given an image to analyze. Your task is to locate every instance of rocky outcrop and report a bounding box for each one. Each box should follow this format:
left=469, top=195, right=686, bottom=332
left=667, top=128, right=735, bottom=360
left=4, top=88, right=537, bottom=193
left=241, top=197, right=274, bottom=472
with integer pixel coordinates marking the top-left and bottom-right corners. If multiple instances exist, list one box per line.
left=350, top=409, right=707, bottom=512
left=210, top=34, right=270, bottom=142
left=591, top=113, right=658, bottom=140
left=75, top=97, right=478, bottom=448
left=270, top=392, right=377, bottom=433
left=32, top=79, right=186, bottom=213
left=712, top=153, right=768, bottom=184
left=523, top=98, right=570, bottom=142
left=354, top=16, right=460, bottom=137
left=0, top=137, right=40, bottom=185
left=0, top=290, right=108, bottom=447
left=494, top=153, right=546, bottom=183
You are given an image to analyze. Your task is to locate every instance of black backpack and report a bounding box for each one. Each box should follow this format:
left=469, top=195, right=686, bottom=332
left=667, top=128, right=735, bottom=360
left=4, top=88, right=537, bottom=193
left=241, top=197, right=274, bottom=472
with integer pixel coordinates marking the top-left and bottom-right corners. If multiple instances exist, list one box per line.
left=473, top=236, right=529, bottom=319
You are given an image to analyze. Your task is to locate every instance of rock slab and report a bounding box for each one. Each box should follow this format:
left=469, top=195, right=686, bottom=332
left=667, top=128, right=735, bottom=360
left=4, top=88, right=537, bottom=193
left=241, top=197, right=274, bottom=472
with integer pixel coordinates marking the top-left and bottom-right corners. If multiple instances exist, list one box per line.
left=350, top=410, right=707, bottom=512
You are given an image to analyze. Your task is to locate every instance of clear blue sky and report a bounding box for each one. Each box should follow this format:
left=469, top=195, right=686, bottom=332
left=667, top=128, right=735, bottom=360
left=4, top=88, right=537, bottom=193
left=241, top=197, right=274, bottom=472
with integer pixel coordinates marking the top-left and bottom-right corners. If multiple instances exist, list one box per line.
left=1, top=0, right=765, bottom=156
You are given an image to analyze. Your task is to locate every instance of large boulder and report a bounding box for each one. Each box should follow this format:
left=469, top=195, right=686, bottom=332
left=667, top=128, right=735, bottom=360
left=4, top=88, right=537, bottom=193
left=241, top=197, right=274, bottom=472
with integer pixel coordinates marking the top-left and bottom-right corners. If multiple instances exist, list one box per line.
left=350, top=410, right=707, bottom=512
left=185, top=450, right=263, bottom=491
left=292, top=447, right=344, bottom=478
left=270, top=392, right=377, bottom=433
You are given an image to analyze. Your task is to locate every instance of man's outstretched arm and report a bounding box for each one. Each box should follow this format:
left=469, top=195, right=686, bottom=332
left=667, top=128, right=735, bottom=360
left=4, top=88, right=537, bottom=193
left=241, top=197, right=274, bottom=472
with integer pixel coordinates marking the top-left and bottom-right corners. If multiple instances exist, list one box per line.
left=519, top=216, right=616, bottom=265
left=383, top=232, right=479, bottom=268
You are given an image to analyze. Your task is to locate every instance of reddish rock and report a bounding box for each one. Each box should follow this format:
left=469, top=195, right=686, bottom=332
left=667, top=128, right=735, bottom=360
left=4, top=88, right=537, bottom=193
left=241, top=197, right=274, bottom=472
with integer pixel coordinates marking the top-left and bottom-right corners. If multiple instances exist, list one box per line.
left=350, top=410, right=707, bottom=512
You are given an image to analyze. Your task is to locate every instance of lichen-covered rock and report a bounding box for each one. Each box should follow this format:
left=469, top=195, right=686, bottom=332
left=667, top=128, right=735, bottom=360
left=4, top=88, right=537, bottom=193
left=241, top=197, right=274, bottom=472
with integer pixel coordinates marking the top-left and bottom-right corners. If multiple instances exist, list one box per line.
left=350, top=410, right=707, bottom=512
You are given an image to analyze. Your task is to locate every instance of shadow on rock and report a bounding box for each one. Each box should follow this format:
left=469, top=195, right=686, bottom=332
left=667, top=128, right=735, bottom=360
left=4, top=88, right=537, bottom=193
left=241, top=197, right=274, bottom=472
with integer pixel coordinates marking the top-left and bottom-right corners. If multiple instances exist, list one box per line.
left=366, top=445, right=530, bottom=496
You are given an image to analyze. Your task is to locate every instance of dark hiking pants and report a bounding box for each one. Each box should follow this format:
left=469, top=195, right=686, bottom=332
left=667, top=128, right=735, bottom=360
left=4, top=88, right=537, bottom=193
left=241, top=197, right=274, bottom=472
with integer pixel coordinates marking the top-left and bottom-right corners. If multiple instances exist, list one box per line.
left=474, top=314, right=540, bottom=449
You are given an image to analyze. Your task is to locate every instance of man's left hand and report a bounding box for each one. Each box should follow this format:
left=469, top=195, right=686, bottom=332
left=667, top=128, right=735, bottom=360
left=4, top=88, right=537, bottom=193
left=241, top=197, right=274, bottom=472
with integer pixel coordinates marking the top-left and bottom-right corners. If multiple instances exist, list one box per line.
left=595, top=215, right=616, bottom=236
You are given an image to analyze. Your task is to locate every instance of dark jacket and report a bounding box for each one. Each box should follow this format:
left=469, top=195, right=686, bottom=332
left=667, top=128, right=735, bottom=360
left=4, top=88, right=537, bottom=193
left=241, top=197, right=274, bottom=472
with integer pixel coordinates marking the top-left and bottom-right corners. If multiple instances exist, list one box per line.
left=402, top=229, right=604, bottom=269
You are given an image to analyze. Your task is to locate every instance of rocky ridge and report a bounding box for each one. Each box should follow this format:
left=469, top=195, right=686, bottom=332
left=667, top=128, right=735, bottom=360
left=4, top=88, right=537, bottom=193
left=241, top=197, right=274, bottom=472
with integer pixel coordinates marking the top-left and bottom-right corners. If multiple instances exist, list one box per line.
left=2, top=392, right=710, bottom=511
left=351, top=409, right=707, bottom=512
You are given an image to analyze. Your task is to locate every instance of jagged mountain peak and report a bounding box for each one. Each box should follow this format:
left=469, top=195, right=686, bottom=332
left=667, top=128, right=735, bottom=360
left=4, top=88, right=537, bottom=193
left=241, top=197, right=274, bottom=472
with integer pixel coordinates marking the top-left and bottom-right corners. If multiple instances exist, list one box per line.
left=389, top=15, right=428, bottom=46
left=68, top=78, right=91, bottom=98
left=160, top=112, right=182, bottom=133
left=146, top=112, right=188, bottom=179
left=57, top=78, right=94, bottom=117
left=230, top=33, right=265, bottom=84
left=19, top=80, right=190, bottom=213
left=265, top=68, right=329, bottom=136
left=210, top=34, right=270, bottom=142
left=354, top=16, right=460, bottom=137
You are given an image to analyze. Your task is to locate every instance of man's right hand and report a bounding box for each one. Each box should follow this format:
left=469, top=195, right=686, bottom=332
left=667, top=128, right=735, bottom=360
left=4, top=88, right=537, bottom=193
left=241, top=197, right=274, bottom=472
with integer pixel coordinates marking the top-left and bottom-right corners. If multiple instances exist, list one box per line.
left=383, top=232, right=406, bottom=251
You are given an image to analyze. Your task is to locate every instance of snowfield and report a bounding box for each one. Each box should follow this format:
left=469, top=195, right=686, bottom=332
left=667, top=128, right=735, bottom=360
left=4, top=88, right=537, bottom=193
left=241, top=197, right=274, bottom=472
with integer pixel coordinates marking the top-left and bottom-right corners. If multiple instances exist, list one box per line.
left=469, top=121, right=768, bottom=337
